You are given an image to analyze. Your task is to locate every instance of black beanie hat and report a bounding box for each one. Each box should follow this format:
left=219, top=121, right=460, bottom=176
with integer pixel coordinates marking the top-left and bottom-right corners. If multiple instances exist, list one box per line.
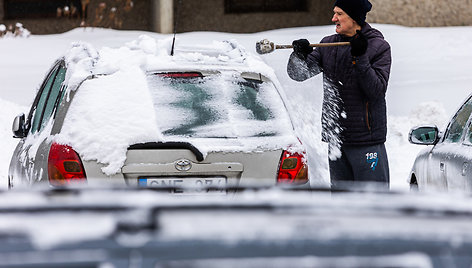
left=334, top=0, right=372, bottom=26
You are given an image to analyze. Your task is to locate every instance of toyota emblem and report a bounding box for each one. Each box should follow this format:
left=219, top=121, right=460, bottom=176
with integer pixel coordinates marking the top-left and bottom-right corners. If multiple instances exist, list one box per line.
left=175, top=159, right=192, bottom=171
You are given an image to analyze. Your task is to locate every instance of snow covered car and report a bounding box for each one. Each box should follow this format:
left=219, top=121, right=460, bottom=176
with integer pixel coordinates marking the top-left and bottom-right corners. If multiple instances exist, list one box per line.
left=408, top=93, right=472, bottom=192
left=8, top=37, right=308, bottom=189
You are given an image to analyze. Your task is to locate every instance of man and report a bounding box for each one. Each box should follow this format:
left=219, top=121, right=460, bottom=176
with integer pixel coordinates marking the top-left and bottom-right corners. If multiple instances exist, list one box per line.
left=287, top=0, right=391, bottom=189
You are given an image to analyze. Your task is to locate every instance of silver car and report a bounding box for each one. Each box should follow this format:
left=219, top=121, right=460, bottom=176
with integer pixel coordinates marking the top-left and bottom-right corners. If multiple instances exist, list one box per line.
left=408, top=93, right=472, bottom=192
left=8, top=40, right=308, bottom=190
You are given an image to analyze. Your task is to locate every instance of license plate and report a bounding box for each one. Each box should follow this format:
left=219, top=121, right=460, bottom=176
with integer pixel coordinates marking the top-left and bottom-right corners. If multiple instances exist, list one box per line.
left=138, top=177, right=227, bottom=194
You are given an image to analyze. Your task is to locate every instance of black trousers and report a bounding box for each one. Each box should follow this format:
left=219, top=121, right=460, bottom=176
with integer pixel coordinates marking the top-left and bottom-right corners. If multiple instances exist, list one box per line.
left=329, top=143, right=390, bottom=190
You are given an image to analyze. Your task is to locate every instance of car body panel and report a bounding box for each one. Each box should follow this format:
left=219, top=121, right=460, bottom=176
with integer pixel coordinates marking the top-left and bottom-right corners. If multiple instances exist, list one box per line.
left=120, top=149, right=282, bottom=187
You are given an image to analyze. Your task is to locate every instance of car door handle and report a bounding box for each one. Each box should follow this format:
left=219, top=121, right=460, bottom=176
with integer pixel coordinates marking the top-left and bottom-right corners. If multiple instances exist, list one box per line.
left=463, top=162, right=469, bottom=176
left=440, top=162, right=445, bottom=172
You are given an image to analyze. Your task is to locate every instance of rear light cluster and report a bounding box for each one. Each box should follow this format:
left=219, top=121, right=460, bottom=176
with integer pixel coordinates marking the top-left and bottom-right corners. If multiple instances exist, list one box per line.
left=48, top=142, right=87, bottom=186
left=277, top=151, right=308, bottom=185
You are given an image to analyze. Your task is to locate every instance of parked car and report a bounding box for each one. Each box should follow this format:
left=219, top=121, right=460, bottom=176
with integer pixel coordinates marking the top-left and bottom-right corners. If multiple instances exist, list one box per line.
left=8, top=38, right=308, bottom=189
left=408, top=93, right=472, bottom=192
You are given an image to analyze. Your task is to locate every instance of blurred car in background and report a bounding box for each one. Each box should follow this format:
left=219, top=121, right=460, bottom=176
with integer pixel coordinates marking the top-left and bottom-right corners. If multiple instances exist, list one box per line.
left=409, top=93, right=472, bottom=192
left=8, top=38, right=308, bottom=190
left=0, top=187, right=471, bottom=268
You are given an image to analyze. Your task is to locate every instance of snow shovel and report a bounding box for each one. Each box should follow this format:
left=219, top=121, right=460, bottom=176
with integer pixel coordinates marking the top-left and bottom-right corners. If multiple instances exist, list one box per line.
left=256, top=39, right=350, bottom=55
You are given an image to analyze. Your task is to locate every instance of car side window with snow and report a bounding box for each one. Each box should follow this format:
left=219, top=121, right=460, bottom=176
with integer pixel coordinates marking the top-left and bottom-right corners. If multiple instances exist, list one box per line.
left=464, top=122, right=472, bottom=146
left=462, top=114, right=472, bottom=146
left=41, top=65, right=66, bottom=129
left=30, top=65, right=60, bottom=134
left=444, top=97, right=472, bottom=143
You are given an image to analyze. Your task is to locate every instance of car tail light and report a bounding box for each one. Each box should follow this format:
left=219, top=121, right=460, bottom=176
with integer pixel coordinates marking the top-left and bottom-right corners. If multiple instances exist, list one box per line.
left=48, top=142, right=87, bottom=186
left=277, top=151, right=308, bottom=185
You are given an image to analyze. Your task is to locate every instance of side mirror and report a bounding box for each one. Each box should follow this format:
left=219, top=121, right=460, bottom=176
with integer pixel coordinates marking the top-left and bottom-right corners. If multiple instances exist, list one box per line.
left=409, top=125, right=439, bottom=145
left=12, top=113, right=27, bottom=138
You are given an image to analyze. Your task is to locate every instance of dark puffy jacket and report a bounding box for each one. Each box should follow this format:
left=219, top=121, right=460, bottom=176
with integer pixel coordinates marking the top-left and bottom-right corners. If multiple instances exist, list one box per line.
left=287, top=23, right=391, bottom=146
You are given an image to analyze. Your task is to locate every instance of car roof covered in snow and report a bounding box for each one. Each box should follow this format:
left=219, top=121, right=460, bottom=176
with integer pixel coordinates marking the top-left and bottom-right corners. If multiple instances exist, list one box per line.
left=63, top=36, right=280, bottom=92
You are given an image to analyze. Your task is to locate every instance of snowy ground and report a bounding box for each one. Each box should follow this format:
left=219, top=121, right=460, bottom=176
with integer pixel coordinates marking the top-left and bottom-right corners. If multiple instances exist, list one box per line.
left=1, top=24, right=470, bottom=191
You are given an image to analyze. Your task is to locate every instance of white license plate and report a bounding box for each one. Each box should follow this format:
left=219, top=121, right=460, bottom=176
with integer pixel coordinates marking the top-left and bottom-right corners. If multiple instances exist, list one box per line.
left=139, top=177, right=227, bottom=194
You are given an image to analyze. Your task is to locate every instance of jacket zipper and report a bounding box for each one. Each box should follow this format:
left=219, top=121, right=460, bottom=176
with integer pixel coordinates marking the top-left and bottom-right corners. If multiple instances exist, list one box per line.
left=365, top=102, right=371, bottom=132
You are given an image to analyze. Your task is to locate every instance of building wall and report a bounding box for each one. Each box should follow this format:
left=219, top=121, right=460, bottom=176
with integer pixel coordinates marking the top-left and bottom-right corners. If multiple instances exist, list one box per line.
left=2, top=0, right=472, bottom=35
left=369, top=0, right=472, bottom=27
left=175, top=0, right=333, bottom=33
left=0, top=0, right=332, bottom=34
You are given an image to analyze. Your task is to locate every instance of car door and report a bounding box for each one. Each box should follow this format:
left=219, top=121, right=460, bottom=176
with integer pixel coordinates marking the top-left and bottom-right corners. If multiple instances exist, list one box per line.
left=429, top=96, right=472, bottom=191
left=9, top=61, right=67, bottom=186
left=455, top=118, right=472, bottom=192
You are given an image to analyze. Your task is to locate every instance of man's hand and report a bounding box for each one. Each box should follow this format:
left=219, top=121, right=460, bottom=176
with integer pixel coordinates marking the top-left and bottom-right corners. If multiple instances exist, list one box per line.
left=350, top=30, right=368, bottom=57
left=292, top=39, right=313, bottom=59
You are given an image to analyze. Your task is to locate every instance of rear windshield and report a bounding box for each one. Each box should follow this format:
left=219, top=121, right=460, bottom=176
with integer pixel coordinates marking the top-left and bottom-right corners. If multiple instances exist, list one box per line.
left=147, top=73, right=293, bottom=138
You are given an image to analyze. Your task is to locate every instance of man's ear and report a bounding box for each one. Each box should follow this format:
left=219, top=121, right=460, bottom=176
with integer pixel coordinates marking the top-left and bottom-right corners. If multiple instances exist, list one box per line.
left=352, top=18, right=361, bottom=28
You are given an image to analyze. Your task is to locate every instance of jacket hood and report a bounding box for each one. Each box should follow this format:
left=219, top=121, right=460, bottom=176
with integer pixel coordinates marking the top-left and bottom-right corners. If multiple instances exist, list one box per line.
left=361, top=23, right=385, bottom=40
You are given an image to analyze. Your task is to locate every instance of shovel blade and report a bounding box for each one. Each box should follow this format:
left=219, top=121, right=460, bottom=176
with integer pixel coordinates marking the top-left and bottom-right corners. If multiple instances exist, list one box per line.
left=256, top=39, right=275, bottom=54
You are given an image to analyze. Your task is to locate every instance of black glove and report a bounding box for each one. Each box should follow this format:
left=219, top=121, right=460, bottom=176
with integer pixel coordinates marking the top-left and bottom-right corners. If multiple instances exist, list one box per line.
left=350, top=30, right=368, bottom=57
left=292, top=39, right=313, bottom=59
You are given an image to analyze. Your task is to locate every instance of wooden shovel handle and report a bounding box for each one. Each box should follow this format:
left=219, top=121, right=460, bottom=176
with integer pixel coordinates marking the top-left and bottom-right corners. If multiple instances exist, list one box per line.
left=276, top=42, right=350, bottom=49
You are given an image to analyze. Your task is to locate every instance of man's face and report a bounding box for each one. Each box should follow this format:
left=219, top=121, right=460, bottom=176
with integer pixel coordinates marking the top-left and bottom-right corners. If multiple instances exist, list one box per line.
left=332, top=6, right=359, bottom=37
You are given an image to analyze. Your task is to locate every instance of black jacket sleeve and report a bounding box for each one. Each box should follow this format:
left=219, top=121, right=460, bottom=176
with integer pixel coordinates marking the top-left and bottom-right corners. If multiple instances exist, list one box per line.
left=354, top=41, right=391, bottom=102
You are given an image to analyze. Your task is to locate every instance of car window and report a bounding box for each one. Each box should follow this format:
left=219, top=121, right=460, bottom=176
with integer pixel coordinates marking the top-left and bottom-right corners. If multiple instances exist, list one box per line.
left=464, top=122, right=472, bottom=145
left=147, top=73, right=290, bottom=138
left=30, top=65, right=59, bottom=134
left=40, top=65, right=66, bottom=130
left=236, top=79, right=272, bottom=121
left=444, top=97, right=472, bottom=143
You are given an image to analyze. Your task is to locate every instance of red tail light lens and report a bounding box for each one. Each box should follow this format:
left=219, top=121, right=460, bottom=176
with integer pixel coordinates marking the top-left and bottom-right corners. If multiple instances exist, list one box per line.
left=277, top=151, right=309, bottom=185
left=48, top=142, right=87, bottom=186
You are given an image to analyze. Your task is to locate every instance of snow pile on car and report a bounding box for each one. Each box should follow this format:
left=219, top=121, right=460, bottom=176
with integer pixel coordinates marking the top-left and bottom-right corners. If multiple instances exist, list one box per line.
left=56, top=65, right=163, bottom=175
left=54, top=36, right=300, bottom=175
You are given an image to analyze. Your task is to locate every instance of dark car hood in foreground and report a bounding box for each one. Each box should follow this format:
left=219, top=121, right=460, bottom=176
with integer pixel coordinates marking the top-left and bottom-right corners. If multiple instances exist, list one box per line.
left=0, top=187, right=471, bottom=268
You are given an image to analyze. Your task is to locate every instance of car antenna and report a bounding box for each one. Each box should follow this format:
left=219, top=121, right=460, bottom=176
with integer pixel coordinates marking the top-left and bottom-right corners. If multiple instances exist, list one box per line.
left=170, top=0, right=182, bottom=56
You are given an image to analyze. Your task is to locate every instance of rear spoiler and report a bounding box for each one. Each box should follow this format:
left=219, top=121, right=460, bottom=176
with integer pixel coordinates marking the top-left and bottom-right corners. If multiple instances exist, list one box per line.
left=128, top=142, right=204, bottom=162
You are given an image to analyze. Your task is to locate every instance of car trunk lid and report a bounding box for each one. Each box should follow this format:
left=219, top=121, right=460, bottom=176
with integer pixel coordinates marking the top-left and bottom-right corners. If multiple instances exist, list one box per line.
left=122, top=141, right=282, bottom=188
